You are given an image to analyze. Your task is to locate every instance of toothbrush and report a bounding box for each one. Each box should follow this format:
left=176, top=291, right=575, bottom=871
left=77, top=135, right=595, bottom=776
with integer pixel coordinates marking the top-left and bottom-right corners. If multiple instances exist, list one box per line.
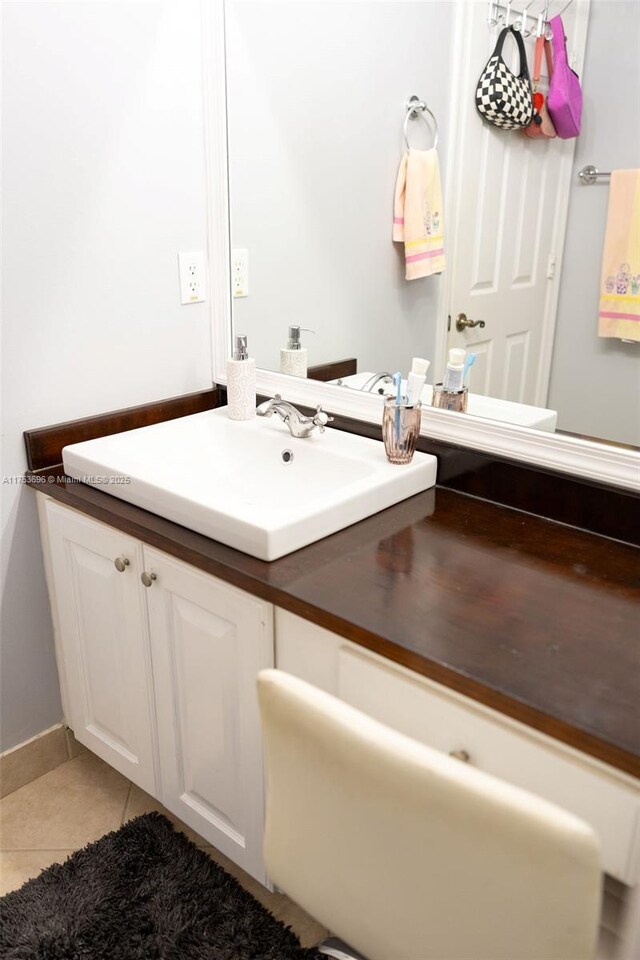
left=463, top=352, right=477, bottom=386
left=393, top=371, right=403, bottom=438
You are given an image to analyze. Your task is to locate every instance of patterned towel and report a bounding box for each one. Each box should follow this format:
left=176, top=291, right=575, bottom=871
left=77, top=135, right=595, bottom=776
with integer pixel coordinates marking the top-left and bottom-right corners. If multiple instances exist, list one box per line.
left=393, top=149, right=445, bottom=280
left=598, top=169, right=640, bottom=342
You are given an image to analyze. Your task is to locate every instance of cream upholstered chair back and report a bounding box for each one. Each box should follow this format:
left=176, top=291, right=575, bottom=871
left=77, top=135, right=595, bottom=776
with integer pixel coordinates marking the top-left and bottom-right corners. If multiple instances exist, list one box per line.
left=257, top=669, right=601, bottom=960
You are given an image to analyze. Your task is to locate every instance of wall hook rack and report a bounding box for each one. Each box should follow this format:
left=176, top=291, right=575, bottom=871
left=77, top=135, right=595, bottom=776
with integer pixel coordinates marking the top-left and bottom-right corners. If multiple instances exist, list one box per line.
left=487, top=0, right=575, bottom=39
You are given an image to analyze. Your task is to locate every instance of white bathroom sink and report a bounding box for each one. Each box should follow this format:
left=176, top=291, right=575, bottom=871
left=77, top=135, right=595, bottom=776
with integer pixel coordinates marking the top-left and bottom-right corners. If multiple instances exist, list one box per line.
left=62, top=407, right=437, bottom=560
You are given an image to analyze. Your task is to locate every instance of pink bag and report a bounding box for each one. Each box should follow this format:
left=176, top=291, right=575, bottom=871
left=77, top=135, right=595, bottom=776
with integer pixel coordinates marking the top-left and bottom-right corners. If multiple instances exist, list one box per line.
left=547, top=15, right=582, bottom=139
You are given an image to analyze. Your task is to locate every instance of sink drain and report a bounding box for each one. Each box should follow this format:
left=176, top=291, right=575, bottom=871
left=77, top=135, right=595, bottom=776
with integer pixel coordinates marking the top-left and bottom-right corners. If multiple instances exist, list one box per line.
left=281, top=449, right=294, bottom=464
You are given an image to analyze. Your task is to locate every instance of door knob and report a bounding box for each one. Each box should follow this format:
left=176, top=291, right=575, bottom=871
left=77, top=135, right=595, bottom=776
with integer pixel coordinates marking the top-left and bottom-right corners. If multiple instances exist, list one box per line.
left=114, top=557, right=130, bottom=573
left=140, top=571, right=157, bottom=587
left=456, top=312, right=486, bottom=332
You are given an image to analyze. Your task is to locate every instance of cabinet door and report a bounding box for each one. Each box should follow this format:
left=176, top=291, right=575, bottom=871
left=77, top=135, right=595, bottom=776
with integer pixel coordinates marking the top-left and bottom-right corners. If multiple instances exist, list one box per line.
left=144, top=547, right=273, bottom=884
left=44, top=501, right=157, bottom=793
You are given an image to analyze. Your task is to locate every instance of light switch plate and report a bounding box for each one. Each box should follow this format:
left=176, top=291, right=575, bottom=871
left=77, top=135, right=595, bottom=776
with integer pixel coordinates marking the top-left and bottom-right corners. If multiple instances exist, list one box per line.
left=178, top=251, right=206, bottom=304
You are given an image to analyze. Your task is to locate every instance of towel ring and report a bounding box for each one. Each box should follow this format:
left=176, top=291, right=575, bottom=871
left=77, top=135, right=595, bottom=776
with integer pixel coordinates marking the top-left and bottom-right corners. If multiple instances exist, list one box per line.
left=403, top=95, right=439, bottom=151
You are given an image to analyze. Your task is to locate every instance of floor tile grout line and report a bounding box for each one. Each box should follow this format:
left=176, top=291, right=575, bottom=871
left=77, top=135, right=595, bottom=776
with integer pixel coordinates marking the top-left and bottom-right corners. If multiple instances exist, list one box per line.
left=0, top=848, right=79, bottom=853
left=120, top=781, right=133, bottom=825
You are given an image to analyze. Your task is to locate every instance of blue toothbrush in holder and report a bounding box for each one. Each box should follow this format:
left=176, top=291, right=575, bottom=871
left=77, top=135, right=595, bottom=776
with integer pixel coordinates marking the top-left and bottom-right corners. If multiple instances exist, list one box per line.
left=394, top=371, right=403, bottom=438
left=382, top=372, right=421, bottom=464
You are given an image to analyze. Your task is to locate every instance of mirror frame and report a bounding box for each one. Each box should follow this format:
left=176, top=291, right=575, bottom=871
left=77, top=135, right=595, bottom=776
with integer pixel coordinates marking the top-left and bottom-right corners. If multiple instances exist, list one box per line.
left=204, top=0, right=638, bottom=492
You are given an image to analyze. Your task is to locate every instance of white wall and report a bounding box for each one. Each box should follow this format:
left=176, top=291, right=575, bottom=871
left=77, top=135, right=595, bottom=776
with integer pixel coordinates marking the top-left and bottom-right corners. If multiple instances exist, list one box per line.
left=1, top=0, right=212, bottom=751
left=548, top=0, right=640, bottom=445
left=226, top=0, right=453, bottom=377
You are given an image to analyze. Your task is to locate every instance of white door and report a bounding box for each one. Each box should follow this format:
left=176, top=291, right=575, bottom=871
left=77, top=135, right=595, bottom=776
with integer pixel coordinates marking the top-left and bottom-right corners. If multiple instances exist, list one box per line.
left=444, top=1, right=589, bottom=404
left=144, top=546, right=274, bottom=884
left=44, top=501, right=158, bottom=792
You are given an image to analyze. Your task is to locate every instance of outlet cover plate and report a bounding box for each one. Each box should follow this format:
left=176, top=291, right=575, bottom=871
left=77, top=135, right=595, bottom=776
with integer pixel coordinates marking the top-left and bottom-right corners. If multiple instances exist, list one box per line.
left=178, top=251, right=206, bottom=305
left=232, top=248, right=249, bottom=298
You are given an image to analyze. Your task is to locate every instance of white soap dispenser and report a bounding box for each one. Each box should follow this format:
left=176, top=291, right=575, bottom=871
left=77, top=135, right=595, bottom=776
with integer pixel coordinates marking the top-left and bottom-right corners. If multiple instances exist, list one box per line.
left=226, top=334, right=256, bottom=421
left=280, top=325, right=313, bottom=378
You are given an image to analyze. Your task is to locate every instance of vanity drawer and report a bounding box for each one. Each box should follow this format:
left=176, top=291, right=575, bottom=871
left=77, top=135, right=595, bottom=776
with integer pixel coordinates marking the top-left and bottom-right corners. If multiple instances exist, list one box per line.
left=336, top=647, right=640, bottom=884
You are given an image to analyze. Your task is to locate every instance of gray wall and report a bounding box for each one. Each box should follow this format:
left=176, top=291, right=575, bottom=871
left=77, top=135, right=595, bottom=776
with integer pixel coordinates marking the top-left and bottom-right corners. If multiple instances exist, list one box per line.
left=2, top=0, right=636, bottom=754
left=548, top=0, right=640, bottom=445
left=1, top=0, right=212, bottom=752
left=226, top=0, right=453, bottom=377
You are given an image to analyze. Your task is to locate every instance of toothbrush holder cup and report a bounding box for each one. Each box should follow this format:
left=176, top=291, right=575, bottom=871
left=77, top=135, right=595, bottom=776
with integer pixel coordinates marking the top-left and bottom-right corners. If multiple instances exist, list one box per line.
left=432, top=384, right=469, bottom=413
left=382, top=398, right=422, bottom=464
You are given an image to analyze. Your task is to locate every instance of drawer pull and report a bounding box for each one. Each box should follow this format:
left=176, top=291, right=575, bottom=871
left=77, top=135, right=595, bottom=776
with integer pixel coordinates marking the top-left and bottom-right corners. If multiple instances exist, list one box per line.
left=449, top=749, right=471, bottom=763
left=114, top=557, right=130, bottom=573
left=141, top=571, right=157, bottom=587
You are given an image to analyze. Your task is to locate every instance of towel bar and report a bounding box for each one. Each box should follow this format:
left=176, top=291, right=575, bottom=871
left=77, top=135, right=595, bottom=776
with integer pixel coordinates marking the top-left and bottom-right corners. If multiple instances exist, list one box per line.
left=578, top=165, right=611, bottom=185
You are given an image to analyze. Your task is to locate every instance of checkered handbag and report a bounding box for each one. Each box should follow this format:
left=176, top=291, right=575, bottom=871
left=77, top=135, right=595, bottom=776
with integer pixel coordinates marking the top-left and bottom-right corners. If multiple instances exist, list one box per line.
left=476, top=27, right=534, bottom=130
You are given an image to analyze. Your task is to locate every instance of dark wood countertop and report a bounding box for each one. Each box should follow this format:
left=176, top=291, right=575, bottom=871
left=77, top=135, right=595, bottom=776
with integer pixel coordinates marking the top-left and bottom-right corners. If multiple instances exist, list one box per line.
left=28, top=466, right=640, bottom=778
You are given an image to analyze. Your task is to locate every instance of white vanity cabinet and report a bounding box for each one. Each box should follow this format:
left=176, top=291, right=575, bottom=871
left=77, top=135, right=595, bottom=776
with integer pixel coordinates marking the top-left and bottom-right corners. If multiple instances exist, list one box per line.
left=38, top=495, right=639, bottom=894
left=39, top=498, right=273, bottom=884
left=276, top=608, right=640, bottom=887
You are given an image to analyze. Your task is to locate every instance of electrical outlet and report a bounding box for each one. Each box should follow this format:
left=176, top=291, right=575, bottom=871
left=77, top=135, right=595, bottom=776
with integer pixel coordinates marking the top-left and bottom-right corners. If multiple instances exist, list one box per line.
left=178, top=251, right=206, bottom=305
left=232, top=249, right=249, bottom=298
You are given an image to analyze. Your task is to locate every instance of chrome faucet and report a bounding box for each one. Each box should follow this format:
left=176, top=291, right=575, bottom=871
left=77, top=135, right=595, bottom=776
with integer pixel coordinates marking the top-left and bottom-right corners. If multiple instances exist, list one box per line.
left=256, top=395, right=334, bottom=439
left=336, top=372, right=395, bottom=394
left=360, top=372, right=395, bottom=393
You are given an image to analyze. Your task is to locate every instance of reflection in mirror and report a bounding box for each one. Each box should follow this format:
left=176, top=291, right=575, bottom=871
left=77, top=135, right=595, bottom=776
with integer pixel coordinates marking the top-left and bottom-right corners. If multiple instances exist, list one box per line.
left=226, top=0, right=639, bottom=448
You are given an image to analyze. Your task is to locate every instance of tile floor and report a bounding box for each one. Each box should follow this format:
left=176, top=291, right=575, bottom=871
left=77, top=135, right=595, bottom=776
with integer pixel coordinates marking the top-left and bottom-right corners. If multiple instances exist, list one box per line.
left=3, top=752, right=623, bottom=959
left=0, top=748, right=328, bottom=948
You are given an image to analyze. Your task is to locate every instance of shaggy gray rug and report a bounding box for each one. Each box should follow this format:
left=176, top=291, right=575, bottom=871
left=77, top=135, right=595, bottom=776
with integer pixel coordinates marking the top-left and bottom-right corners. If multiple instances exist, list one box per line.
left=0, top=812, right=318, bottom=959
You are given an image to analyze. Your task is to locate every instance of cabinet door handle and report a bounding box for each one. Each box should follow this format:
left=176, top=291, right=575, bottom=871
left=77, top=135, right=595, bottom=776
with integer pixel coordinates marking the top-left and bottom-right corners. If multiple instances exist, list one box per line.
left=114, top=556, right=130, bottom=573
left=140, top=571, right=157, bottom=587
left=449, top=749, right=471, bottom=763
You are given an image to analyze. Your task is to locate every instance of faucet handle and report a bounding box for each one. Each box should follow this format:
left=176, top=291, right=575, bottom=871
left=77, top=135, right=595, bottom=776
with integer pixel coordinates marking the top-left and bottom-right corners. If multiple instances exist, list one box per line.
left=313, top=405, right=334, bottom=433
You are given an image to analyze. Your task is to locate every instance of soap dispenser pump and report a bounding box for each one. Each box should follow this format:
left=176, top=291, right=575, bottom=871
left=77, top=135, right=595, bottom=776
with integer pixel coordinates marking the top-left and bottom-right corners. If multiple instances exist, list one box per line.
left=280, top=325, right=314, bottom=378
left=226, top=334, right=256, bottom=421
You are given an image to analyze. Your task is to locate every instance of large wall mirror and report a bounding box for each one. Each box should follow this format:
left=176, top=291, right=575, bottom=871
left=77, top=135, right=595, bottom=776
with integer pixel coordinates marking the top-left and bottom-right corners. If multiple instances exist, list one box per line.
left=215, top=0, right=639, bottom=487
